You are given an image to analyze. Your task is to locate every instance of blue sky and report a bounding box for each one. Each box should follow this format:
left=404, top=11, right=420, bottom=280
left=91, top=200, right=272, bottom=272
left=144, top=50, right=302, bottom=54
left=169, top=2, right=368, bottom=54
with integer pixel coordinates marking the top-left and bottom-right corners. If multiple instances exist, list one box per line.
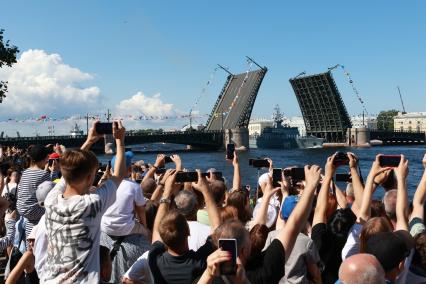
left=1, top=0, right=426, bottom=125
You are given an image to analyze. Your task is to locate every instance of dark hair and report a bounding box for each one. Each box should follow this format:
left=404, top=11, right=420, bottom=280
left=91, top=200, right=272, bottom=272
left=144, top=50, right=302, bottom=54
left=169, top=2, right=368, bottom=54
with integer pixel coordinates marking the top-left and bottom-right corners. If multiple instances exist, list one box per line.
left=249, top=224, right=269, bottom=257
left=226, top=190, right=252, bottom=224
left=371, top=199, right=387, bottom=218
left=145, top=200, right=158, bottom=232
left=60, top=149, right=98, bottom=184
left=412, top=232, right=426, bottom=269
left=359, top=217, right=393, bottom=253
left=27, top=145, right=49, bottom=163
left=141, top=178, right=156, bottom=199
left=209, top=180, right=226, bottom=206
left=158, top=211, right=190, bottom=252
left=327, top=209, right=353, bottom=240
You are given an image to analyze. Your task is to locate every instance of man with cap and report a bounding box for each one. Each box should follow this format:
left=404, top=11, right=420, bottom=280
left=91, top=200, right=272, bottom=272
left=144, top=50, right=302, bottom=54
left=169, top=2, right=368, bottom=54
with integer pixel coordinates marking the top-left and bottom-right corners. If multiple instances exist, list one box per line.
left=100, top=151, right=151, bottom=283
left=263, top=195, right=322, bottom=284
left=365, top=230, right=414, bottom=283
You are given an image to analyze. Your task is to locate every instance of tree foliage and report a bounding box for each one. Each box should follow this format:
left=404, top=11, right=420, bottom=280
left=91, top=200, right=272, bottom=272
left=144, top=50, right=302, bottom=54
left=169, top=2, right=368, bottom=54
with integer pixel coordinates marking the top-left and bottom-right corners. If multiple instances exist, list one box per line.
left=0, top=29, right=19, bottom=103
left=377, top=109, right=399, bottom=131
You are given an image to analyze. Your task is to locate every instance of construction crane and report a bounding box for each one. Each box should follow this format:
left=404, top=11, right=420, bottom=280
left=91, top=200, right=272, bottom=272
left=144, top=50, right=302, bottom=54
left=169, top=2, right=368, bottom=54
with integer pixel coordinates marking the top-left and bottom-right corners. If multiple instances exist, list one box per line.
left=397, top=86, right=407, bottom=114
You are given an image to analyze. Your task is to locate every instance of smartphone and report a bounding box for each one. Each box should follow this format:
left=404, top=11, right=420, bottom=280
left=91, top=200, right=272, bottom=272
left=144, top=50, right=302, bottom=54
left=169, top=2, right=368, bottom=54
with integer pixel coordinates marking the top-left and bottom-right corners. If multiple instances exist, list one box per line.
left=175, top=171, right=198, bottom=183
left=99, top=163, right=107, bottom=172
left=272, top=168, right=282, bottom=187
left=135, top=179, right=142, bottom=184
left=164, top=156, right=173, bottom=164
left=379, top=155, right=401, bottom=167
left=226, top=143, right=235, bottom=160
left=96, top=122, right=113, bottom=135
left=218, top=238, right=237, bottom=275
left=335, top=173, right=352, bottom=182
left=48, top=158, right=58, bottom=167
left=249, top=158, right=270, bottom=168
left=284, top=167, right=305, bottom=181
left=333, top=151, right=349, bottom=166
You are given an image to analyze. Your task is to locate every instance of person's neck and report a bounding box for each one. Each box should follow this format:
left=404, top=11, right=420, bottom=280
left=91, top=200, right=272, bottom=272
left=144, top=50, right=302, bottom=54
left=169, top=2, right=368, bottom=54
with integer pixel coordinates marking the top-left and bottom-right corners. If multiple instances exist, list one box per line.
left=63, top=185, right=87, bottom=197
left=167, top=244, right=189, bottom=256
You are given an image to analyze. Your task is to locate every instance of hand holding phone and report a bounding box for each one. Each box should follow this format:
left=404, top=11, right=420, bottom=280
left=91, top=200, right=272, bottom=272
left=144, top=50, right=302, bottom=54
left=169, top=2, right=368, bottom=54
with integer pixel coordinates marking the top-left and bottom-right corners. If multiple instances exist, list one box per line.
left=95, top=122, right=113, bottom=135
left=226, top=143, right=235, bottom=160
left=218, top=239, right=237, bottom=275
left=175, top=171, right=198, bottom=183
left=249, top=159, right=270, bottom=168
left=333, top=151, right=349, bottom=166
left=272, top=168, right=282, bottom=187
left=379, top=155, right=402, bottom=167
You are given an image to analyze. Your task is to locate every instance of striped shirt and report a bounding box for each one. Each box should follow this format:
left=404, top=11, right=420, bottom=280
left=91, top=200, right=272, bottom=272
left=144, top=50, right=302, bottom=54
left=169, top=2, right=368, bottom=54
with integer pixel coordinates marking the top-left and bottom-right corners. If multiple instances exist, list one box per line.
left=0, top=220, right=16, bottom=251
left=17, top=168, right=50, bottom=220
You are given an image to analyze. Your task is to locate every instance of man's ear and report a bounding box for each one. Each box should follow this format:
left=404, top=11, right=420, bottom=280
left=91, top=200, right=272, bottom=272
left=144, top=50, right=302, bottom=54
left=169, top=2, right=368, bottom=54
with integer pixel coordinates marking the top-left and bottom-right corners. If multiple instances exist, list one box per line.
left=397, top=259, right=406, bottom=274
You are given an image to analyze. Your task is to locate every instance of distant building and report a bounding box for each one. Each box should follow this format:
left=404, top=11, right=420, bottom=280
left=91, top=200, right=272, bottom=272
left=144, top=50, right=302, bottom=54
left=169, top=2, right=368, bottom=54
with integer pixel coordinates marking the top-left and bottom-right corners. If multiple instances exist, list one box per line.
left=248, top=119, right=273, bottom=136
left=394, top=112, right=426, bottom=132
left=283, top=116, right=306, bottom=136
left=350, top=115, right=378, bottom=130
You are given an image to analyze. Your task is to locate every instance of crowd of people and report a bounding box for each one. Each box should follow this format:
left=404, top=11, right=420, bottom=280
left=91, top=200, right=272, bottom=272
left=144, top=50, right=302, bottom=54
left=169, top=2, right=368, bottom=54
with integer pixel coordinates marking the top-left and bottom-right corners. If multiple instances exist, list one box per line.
left=0, top=121, right=426, bottom=284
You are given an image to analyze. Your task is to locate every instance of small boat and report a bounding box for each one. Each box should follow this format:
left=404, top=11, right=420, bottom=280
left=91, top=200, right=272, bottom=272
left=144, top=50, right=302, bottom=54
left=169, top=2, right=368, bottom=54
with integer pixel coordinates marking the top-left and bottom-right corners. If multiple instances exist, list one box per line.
left=296, top=136, right=324, bottom=149
left=70, top=123, right=84, bottom=137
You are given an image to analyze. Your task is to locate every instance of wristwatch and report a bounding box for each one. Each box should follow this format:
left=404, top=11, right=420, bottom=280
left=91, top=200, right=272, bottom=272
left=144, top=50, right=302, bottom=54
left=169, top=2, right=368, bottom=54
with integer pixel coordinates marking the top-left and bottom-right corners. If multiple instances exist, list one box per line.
left=159, top=197, right=171, bottom=204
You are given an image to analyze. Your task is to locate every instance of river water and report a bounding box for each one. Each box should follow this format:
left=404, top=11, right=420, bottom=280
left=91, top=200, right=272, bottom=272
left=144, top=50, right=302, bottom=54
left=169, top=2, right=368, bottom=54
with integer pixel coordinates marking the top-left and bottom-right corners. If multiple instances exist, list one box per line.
left=99, top=144, right=426, bottom=200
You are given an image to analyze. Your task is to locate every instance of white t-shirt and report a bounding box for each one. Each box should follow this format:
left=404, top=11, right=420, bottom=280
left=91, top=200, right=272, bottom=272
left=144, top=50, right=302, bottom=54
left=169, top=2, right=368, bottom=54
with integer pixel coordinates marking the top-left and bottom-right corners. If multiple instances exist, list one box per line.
left=43, top=179, right=117, bottom=284
left=101, top=179, right=146, bottom=236
left=341, top=223, right=363, bottom=260
left=188, top=221, right=211, bottom=251
left=123, top=251, right=153, bottom=284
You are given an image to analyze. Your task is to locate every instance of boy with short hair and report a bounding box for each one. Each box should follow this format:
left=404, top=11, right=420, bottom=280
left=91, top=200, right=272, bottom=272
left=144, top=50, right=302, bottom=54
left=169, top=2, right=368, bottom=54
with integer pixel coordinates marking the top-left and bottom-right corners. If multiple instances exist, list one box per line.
left=42, top=121, right=126, bottom=283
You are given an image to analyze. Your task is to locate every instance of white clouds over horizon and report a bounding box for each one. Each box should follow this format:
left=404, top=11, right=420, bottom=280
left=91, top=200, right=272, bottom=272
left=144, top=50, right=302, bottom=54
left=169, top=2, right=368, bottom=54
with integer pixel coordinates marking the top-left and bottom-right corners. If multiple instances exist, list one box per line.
left=0, top=49, right=103, bottom=118
left=115, top=92, right=179, bottom=118
left=0, top=49, right=184, bottom=125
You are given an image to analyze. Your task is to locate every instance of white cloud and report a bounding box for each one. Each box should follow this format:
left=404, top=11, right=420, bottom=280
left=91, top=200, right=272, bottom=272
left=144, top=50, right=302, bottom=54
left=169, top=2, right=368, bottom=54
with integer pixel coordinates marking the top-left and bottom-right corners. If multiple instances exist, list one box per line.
left=0, top=49, right=102, bottom=118
left=115, top=92, right=177, bottom=117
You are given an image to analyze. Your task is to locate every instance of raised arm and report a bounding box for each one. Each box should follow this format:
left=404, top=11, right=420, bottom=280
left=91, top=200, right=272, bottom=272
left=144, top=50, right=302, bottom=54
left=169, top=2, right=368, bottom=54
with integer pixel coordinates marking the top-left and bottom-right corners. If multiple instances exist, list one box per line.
left=252, top=176, right=279, bottom=226
left=334, top=182, right=348, bottom=209
left=411, top=154, right=426, bottom=222
left=170, top=154, right=182, bottom=171
left=150, top=169, right=173, bottom=203
left=192, top=170, right=221, bottom=230
left=278, top=165, right=321, bottom=260
left=80, top=121, right=102, bottom=151
left=142, top=154, right=165, bottom=183
left=347, top=152, right=364, bottom=214
left=152, top=170, right=176, bottom=244
left=312, top=155, right=336, bottom=227
left=358, top=155, right=389, bottom=223
left=232, top=152, right=241, bottom=190
left=395, top=155, right=409, bottom=231
left=109, top=121, right=126, bottom=187
left=276, top=171, right=291, bottom=230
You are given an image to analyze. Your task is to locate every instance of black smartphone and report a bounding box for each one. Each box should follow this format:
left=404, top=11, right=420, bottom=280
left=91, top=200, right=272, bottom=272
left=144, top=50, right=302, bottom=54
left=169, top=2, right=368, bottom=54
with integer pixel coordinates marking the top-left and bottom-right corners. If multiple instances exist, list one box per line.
left=379, top=155, right=401, bottom=167
left=218, top=238, right=237, bottom=275
left=284, top=167, right=305, bottom=181
left=334, top=151, right=349, bottom=166
left=164, top=156, right=173, bottom=163
left=272, top=168, right=282, bottom=187
left=96, top=122, right=113, bottom=135
left=99, top=163, right=107, bottom=172
left=226, top=143, right=235, bottom=160
left=335, top=173, right=352, bottom=182
left=175, top=171, right=198, bottom=183
left=48, top=158, right=58, bottom=167
left=249, top=159, right=270, bottom=168
left=135, top=179, right=142, bottom=184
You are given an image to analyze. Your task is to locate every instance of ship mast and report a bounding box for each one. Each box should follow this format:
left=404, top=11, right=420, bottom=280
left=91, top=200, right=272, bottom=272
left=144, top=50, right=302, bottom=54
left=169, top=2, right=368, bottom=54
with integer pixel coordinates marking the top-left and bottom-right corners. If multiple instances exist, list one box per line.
left=272, top=104, right=284, bottom=127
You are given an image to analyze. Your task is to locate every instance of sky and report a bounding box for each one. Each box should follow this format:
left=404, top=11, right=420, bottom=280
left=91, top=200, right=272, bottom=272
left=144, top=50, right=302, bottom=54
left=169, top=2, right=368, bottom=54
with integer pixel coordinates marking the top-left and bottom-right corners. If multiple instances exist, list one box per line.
left=1, top=1, right=426, bottom=135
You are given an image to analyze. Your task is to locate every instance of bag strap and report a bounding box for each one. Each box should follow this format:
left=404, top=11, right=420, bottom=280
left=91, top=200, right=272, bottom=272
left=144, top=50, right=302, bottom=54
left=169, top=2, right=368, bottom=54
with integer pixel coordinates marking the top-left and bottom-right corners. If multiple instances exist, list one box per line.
left=109, top=235, right=125, bottom=259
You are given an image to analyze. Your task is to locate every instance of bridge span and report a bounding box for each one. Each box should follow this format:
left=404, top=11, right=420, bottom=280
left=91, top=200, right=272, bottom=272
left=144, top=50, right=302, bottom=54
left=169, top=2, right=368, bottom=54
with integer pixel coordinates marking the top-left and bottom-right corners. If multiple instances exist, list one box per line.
left=0, top=131, right=224, bottom=151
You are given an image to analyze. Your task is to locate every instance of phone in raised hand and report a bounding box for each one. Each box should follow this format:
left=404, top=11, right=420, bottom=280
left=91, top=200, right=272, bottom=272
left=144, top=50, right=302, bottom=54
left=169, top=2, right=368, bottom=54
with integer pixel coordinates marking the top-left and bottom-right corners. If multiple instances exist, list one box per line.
left=95, top=122, right=113, bottom=135
left=272, top=168, right=282, bottom=187
left=379, top=155, right=401, bottom=167
left=218, top=238, right=237, bottom=275
left=226, top=143, right=235, bottom=160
